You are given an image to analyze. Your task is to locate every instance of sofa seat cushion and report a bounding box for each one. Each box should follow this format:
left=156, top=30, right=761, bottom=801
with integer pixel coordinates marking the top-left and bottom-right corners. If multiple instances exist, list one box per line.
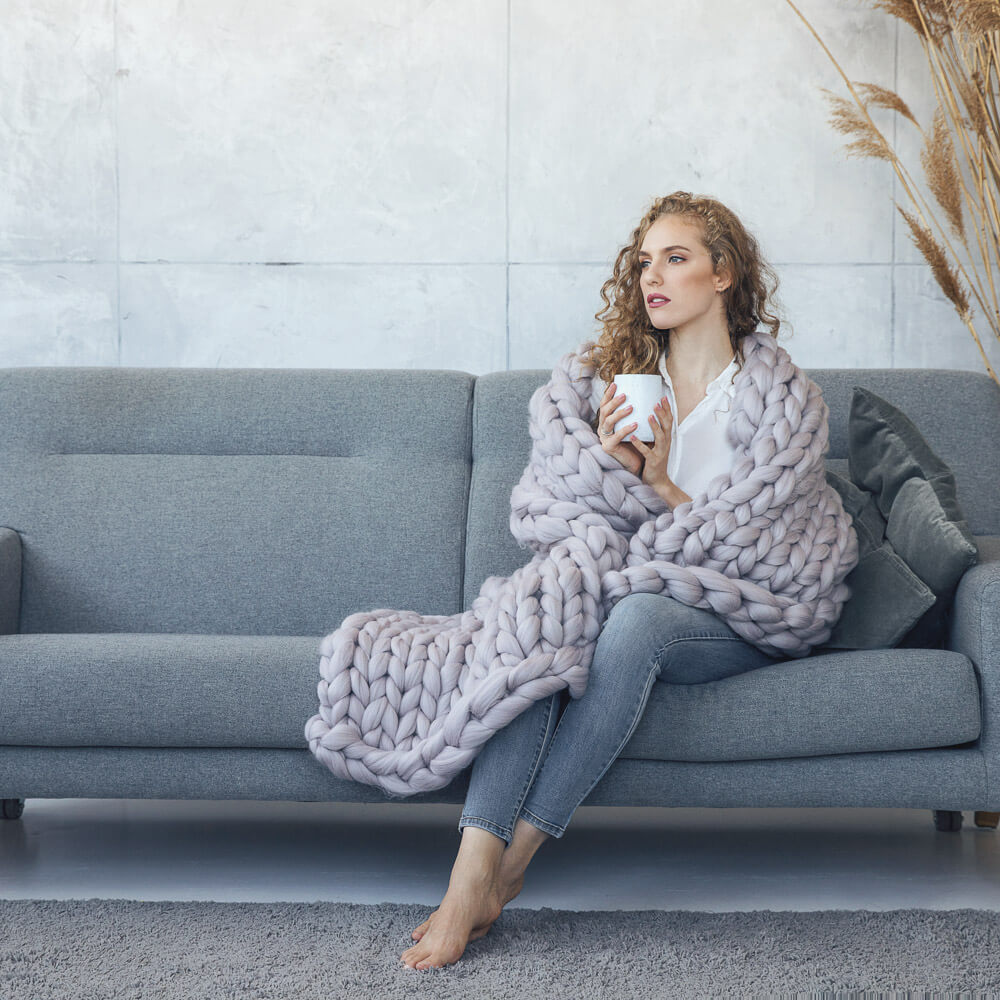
left=622, top=646, right=980, bottom=762
left=0, top=633, right=324, bottom=749
left=0, top=635, right=982, bottom=761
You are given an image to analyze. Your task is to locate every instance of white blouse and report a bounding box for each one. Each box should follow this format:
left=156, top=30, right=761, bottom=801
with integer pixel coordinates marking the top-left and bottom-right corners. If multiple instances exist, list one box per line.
left=657, top=350, right=740, bottom=501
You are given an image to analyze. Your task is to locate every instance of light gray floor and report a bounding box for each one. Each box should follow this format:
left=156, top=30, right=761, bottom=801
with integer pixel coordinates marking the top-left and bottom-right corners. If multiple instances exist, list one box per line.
left=2, top=799, right=999, bottom=912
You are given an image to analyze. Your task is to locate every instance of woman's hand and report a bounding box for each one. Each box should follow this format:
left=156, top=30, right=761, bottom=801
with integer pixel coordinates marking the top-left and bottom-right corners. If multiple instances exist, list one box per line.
left=596, top=382, right=644, bottom=477
left=629, top=395, right=673, bottom=490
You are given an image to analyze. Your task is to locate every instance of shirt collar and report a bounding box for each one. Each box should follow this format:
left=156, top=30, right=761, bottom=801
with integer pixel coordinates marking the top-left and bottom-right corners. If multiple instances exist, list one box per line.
left=659, top=350, right=739, bottom=397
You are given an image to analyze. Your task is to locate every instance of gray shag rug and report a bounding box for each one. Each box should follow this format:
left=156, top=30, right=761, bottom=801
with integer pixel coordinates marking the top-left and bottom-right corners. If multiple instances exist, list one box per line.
left=1, top=898, right=998, bottom=999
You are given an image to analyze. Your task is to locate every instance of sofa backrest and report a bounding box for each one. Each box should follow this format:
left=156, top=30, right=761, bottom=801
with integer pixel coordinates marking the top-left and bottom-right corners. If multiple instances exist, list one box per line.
left=463, top=366, right=1000, bottom=608
left=0, top=367, right=475, bottom=635
left=2, top=363, right=995, bottom=636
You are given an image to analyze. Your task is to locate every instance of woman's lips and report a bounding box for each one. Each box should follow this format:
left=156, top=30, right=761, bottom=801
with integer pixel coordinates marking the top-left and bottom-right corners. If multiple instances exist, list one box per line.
left=648, top=297, right=670, bottom=308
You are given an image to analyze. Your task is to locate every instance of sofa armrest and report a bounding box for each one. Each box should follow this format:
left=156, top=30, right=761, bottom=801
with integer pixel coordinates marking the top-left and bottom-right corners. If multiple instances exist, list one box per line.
left=948, top=536, right=1000, bottom=769
left=0, top=527, right=21, bottom=635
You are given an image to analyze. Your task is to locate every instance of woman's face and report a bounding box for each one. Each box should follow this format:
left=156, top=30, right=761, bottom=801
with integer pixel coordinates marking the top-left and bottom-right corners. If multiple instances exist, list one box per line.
left=637, top=216, right=729, bottom=334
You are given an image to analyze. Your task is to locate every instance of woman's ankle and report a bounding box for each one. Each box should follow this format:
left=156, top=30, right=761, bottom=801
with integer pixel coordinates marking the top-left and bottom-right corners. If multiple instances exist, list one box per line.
left=500, top=817, right=550, bottom=881
left=455, top=825, right=507, bottom=875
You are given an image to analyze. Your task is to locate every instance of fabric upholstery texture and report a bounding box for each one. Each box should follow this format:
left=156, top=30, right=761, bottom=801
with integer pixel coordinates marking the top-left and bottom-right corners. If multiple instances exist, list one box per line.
left=0, top=744, right=987, bottom=808
left=0, top=367, right=475, bottom=634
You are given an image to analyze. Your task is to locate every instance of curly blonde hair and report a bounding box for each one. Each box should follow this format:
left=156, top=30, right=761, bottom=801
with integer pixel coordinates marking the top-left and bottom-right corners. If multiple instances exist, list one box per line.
left=578, top=191, right=792, bottom=395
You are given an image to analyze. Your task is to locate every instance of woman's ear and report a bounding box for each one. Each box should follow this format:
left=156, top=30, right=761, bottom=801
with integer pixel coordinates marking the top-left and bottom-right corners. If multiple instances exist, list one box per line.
left=715, top=263, right=733, bottom=293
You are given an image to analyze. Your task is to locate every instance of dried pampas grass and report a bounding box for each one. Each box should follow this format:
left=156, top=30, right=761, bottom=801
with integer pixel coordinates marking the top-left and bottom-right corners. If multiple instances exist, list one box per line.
left=787, top=0, right=1000, bottom=386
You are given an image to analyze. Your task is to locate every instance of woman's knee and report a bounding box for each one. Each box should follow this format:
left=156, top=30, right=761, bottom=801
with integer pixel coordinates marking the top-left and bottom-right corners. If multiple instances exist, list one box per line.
left=599, top=592, right=772, bottom=686
left=603, top=592, right=712, bottom=638
left=591, top=594, right=682, bottom=682
left=598, top=593, right=742, bottom=669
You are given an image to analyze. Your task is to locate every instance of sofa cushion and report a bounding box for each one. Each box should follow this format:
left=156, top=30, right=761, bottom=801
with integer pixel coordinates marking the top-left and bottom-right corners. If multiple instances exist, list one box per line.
left=0, top=633, right=980, bottom=760
left=850, top=385, right=958, bottom=515
left=462, top=370, right=542, bottom=609
left=886, top=476, right=979, bottom=647
left=819, top=470, right=934, bottom=649
left=0, top=367, right=475, bottom=635
left=621, top=646, right=980, bottom=762
left=846, top=387, right=978, bottom=648
left=0, top=633, right=323, bottom=748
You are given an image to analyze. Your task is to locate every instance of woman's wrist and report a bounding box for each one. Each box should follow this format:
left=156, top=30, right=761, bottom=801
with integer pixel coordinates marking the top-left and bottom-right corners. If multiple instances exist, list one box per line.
left=652, top=478, right=691, bottom=509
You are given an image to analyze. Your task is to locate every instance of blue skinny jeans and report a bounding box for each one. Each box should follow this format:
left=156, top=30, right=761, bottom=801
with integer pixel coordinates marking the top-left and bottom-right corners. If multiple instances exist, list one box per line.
left=458, top=592, right=786, bottom=843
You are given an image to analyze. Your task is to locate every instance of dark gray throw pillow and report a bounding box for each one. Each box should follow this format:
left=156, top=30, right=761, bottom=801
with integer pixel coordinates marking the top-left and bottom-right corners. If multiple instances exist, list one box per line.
left=819, top=470, right=934, bottom=649
left=817, top=387, right=978, bottom=651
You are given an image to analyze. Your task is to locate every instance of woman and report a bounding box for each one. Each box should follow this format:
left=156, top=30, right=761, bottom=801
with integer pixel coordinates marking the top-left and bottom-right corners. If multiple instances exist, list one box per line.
left=400, top=191, right=794, bottom=971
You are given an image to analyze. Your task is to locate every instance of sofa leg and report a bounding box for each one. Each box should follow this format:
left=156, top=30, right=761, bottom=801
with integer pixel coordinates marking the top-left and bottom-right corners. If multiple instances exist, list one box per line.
left=974, top=811, right=999, bottom=829
left=933, top=810, right=963, bottom=831
left=1, top=798, right=25, bottom=820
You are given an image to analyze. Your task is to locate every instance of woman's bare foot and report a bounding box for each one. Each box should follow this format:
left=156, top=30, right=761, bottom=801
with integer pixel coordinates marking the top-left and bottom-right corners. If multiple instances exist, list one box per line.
left=400, top=864, right=505, bottom=970
left=409, top=818, right=547, bottom=948
left=404, top=820, right=549, bottom=964
left=409, top=862, right=524, bottom=944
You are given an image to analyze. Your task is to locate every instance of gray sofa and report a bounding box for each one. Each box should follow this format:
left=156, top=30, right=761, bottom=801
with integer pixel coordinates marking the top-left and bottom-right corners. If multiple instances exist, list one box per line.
left=1, top=362, right=998, bottom=833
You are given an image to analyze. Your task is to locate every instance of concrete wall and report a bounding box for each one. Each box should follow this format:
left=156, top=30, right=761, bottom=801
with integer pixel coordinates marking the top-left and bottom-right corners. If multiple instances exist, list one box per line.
left=1, top=0, right=993, bottom=375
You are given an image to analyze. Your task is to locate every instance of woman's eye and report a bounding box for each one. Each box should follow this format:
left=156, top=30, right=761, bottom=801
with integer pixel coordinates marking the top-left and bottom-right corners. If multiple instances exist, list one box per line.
left=638, top=256, right=684, bottom=269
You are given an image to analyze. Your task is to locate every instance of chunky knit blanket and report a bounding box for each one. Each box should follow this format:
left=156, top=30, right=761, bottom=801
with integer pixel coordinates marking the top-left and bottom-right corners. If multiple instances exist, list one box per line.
left=304, top=330, right=859, bottom=797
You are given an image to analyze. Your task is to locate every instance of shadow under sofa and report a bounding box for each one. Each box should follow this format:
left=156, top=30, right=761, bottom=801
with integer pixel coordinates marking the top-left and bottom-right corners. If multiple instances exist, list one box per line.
left=0, top=362, right=997, bottom=835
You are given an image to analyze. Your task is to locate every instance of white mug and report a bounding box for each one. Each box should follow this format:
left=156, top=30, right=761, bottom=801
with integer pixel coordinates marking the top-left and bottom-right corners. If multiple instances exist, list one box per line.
left=612, top=373, right=664, bottom=443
